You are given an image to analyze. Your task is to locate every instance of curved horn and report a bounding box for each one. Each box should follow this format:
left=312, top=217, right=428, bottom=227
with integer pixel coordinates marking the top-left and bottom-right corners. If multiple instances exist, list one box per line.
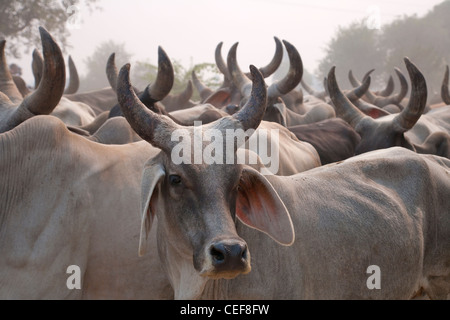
left=267, top=40, right=303, bottom=99
left=348, top=69, right=376, bottom=102
left=215, top=41, right=231, bottom=80
left=106, top=52, right=118, bottom=92
left=1, top=27, right=66, bottom=132
left=232, top=65, right=268, bottom=131
left=32, top=49, right=44, bottom=90
left=327, top=66, right=367, bottom=128
left=139, top=46, right=174, bottom=105
left=258, top=36, right=283, bottom=78
left=441, top=65, right=450, bottom=105
left=376, top=75, right=394, bottom=97
left=117, top=63, right=178, bottom=153
left=245, top=36, right=284, bottom=80
left=371, top=68, right=408, bottom=107
left=64, top=55, right=79, bottom=94
left=21, top=27, right=66, bottom=115
left=191, top=70, right=214, bottom=101
left=392, top=58, right=427, bottom=132
left=227, top=42, right=253, bottom=97
left=0, top=40, right=23, bottom=103
left=345, top=75, right=371, bottom=101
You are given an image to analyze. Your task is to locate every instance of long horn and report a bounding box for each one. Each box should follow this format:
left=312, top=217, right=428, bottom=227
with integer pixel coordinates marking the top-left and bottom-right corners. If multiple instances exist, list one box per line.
left=258, top=36, right=283, bottom=78
left=245, top=36, right=283, bottom=80
left=345, top=75, right=371, bottom=101
left=191, top=70, right=214, bottom=101
left=215, top=41, right=231, bottom=80
left=227, top=42, right=253, bottom=97
left=32, top=49, right=44, bottom=90
left=64, top=55, right=79, bottom=94
left=441, top=65, right=450, bottom=105
left=117, top=63, right=178, bottom=153
left=139, top=46, right=174, bottom=105
left=327, top=66, right=367, bottom=128
left=267, top=40, right=303, bottom=99
left=232, top=65, right=268, bottom=131
left=0, top=40, right=23, bottom=103
left=348, top=69, right=376, bottom=102
left=1, top=27, right=65, bottom=132
left=376, top=75, right=394, bottom=97
left=106, top=52, right=118, bottom=92
left=392, top=58, right=427, bottom=132
left=20, top=27, right=66, bottom=115
left=372, top=68, right=408, bottom=107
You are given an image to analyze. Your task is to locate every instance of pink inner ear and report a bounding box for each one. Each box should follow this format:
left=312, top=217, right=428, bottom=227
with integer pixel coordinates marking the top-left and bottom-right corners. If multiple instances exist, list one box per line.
left=236, top=173, right=294, bottom=246
left=368, top=108, right=384, bottom=119
left=204, top=89, right=231, bottom=108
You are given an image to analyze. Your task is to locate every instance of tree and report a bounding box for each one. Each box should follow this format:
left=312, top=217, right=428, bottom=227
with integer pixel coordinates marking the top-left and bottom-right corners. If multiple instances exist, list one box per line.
left=79, top=40, right=133, bottom=92
left=316, top=0, right=450, bottom=102
left=0, top=0, right=100, bottom=58
left=316, top=19, right=383, bottom=90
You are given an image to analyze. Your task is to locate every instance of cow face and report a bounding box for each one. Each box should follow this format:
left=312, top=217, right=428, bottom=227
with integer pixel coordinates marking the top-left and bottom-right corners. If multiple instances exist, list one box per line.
left=117, top=59, right=294, bottom=298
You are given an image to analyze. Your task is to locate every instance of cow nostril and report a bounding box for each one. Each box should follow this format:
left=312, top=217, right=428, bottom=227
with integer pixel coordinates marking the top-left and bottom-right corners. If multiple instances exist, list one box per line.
left=210, top=246, right=225, bottom=263
left=241, top=246, right=247, bottom=260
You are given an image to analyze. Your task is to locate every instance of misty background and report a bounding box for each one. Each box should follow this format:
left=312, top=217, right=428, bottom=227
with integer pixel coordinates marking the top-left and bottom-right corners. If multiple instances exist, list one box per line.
left=1, top=0, right=448, bottom=103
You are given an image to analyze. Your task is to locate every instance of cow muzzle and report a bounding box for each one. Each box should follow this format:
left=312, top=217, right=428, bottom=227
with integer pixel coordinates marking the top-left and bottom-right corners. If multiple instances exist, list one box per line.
left=200, top=238, right=251, bottom=279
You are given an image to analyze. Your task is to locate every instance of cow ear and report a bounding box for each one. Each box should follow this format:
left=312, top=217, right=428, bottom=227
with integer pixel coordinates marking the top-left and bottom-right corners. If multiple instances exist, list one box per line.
left=203, top=88, right=231, bottom=108
left=271, top=101, right=288, bottom=127
left=139, top=162, right=165, bottom=256
left=236, top=167, right=295, bottom=246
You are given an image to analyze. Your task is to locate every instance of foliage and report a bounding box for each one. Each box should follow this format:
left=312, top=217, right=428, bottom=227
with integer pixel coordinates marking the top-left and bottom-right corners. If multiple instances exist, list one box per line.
left=79, top=40, right=132, bottom=92
left=0, top=0, right=100, bottom=58
left=316, top=0, right=450, bottom=101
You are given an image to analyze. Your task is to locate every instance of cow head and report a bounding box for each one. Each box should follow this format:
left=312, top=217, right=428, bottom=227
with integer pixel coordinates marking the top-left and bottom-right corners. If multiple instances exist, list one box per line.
left=227, top=39, right=303, bottom=127
left=117, top=53, right=294, bottom=299
left=327, top=57, right=427, bottom=155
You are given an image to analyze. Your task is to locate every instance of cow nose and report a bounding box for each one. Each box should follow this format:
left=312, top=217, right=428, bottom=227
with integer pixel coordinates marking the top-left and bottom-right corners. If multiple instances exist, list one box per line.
left=226, top=104, right=239, bottom=115
left=209, top=241, right=248, bottom=271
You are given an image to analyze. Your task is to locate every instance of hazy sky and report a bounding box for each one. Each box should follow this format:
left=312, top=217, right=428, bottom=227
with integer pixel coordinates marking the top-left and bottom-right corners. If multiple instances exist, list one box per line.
left=14, top=0, right=445, bottom=85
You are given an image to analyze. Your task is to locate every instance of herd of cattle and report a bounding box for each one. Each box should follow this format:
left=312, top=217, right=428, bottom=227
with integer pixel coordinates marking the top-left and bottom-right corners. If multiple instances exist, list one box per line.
left=0, top=27, right=449, bottom=300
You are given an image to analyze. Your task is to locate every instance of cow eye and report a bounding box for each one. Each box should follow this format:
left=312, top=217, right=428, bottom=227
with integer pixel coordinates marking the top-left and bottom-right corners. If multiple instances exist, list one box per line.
left=169, top=175, right=182, bottom=185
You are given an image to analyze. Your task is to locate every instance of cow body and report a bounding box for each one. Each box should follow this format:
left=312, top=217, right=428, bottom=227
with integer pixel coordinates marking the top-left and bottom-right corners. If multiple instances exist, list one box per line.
left=159, top=147, right=450, bottom=299
left=0, top=116, right=172, bottom=299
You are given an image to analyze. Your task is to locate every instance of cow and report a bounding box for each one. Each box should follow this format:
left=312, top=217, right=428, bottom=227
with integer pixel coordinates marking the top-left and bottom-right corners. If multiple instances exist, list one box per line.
left=0, top=30, right=97, bottom=128
left=32, top=50, right=117, bottom=117
left=31, top=49, right=80, bottom=95
left=0, top=28, right=66, bottom=133
left=226, top=40, right=335, bottom=127
left=348, top=68, right=409, bottom=113
left=116, top=59, right=450, bottom=300
left=0, top=115, right=173, bottom=299
left=196, top=37, right=284, bottom=107
left=327, top=57, right=450, bottom=158
left=106, top=47, right=321, bottom=174
left=288, top=118, right=361, bottom=165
